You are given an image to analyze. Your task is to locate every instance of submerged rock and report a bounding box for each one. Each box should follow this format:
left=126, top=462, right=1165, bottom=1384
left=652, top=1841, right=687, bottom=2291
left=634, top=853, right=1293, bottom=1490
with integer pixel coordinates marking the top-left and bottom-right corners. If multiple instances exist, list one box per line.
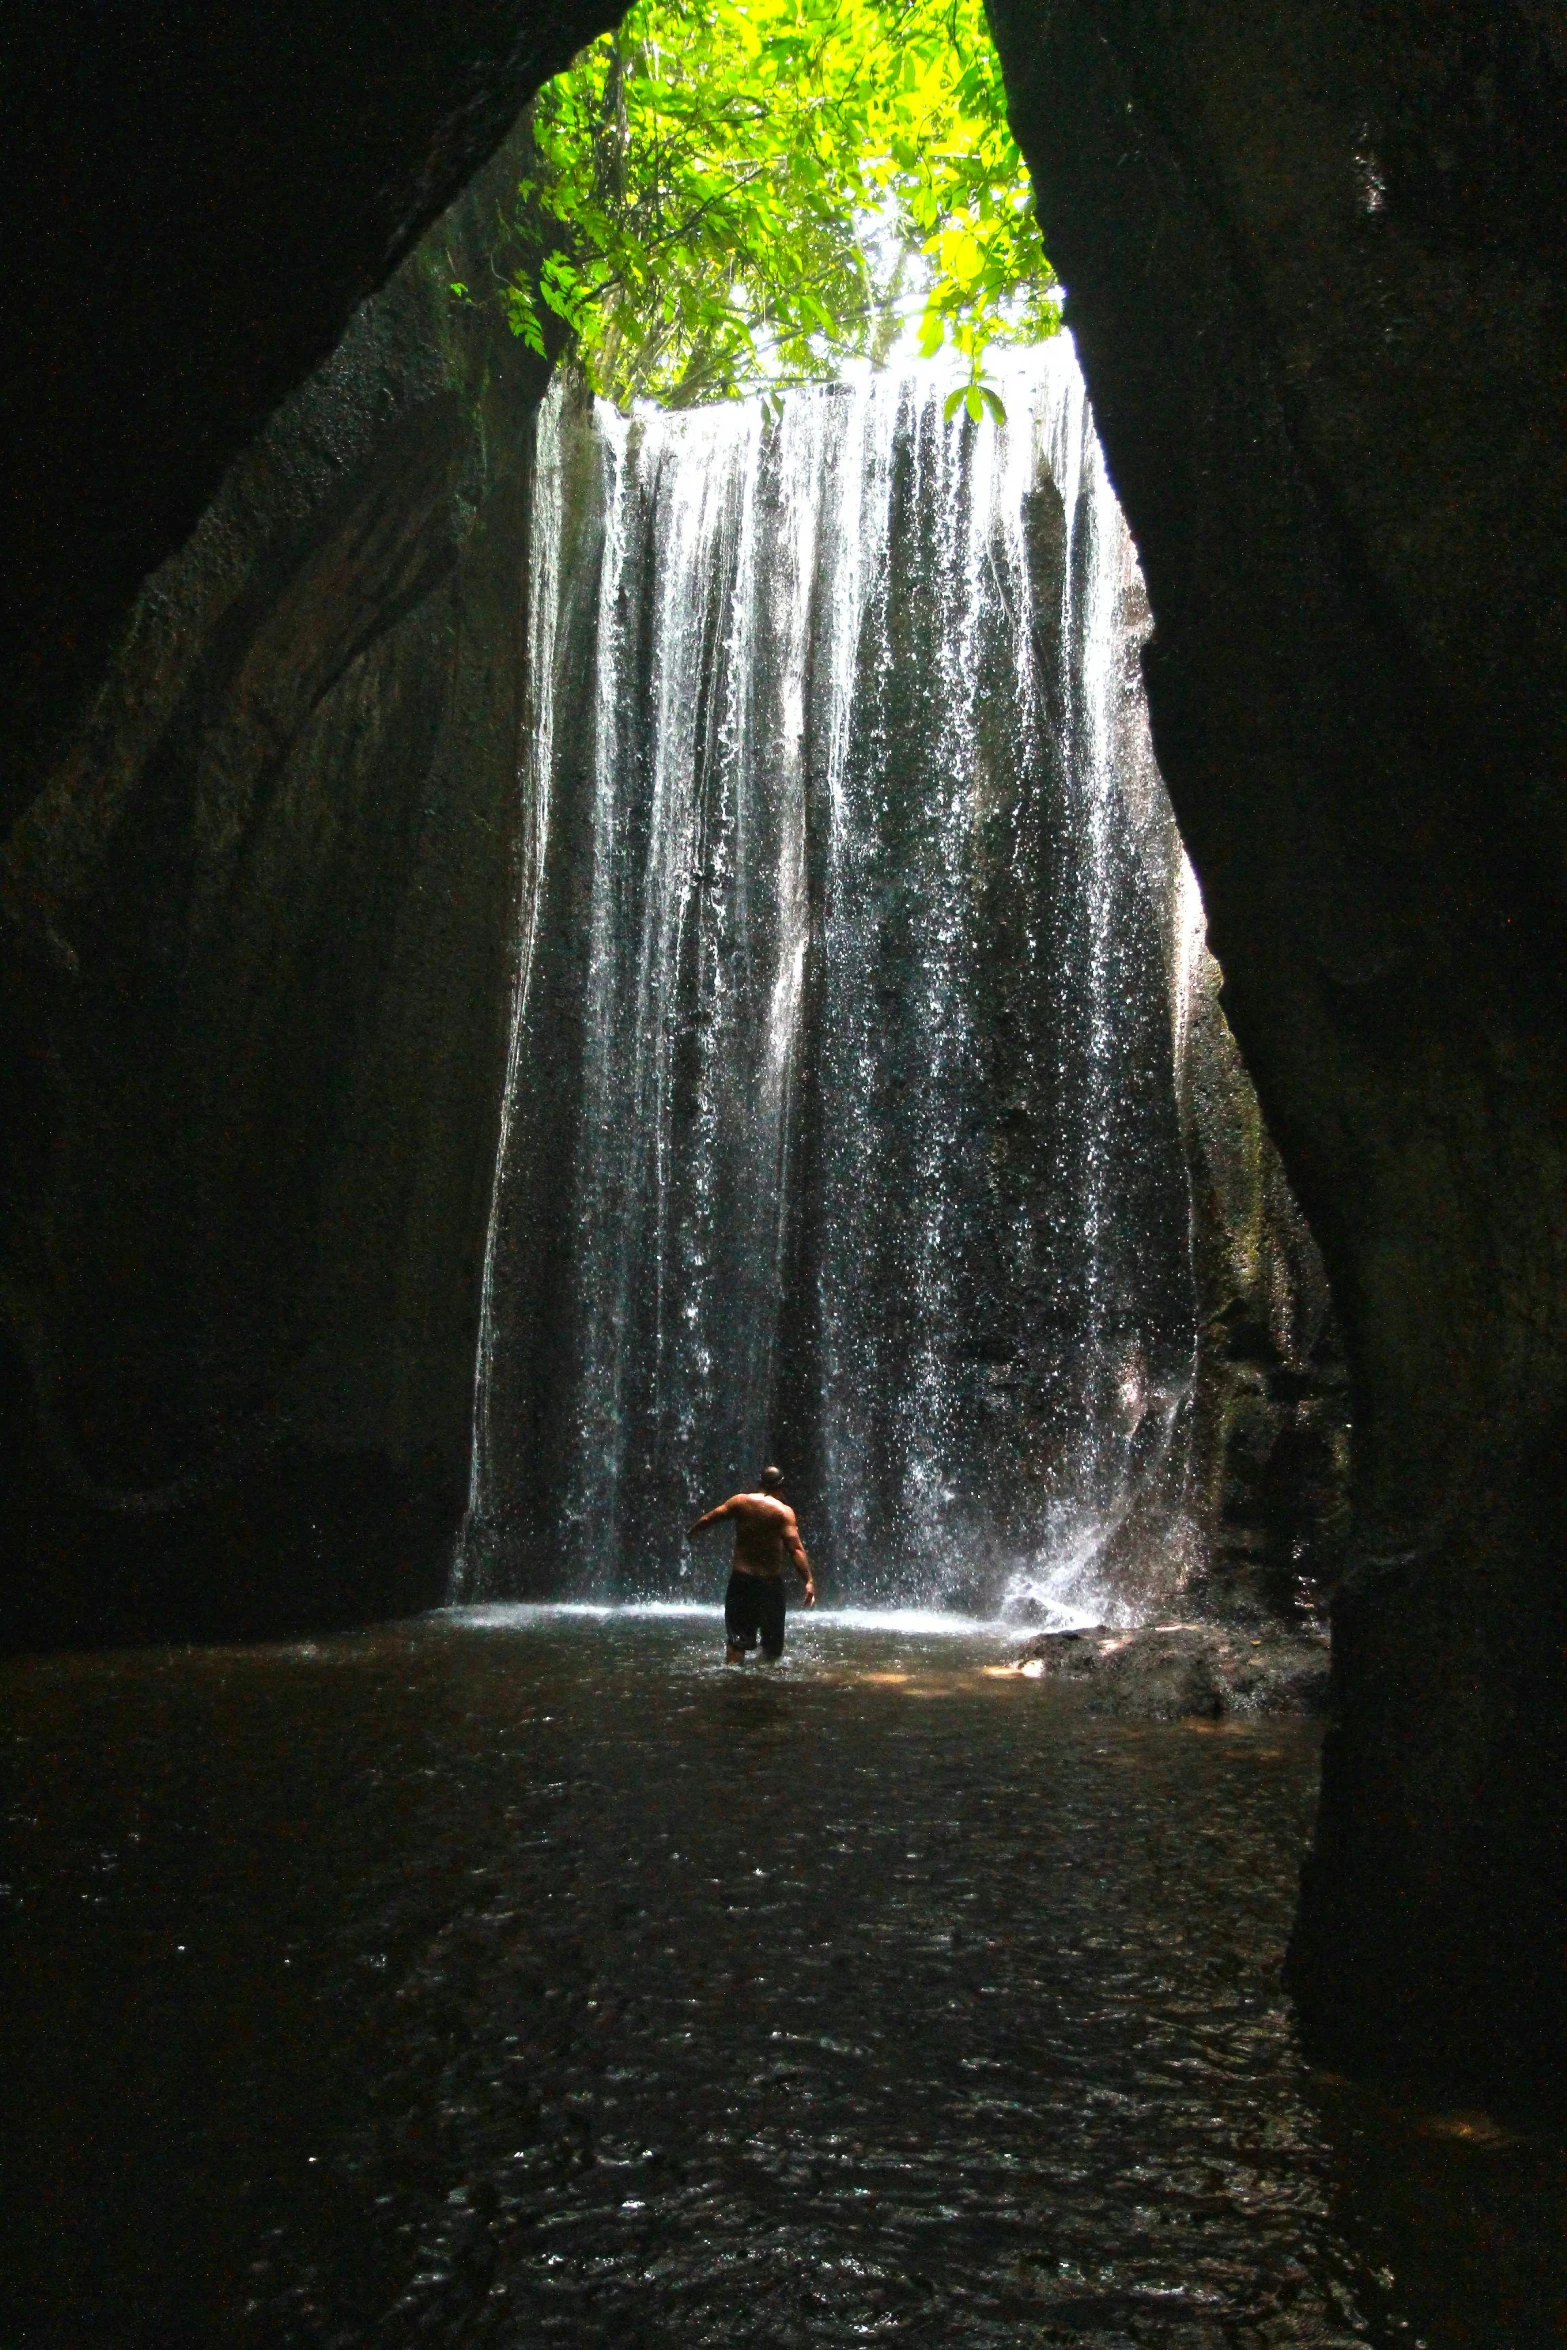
left=1009, top=1621, right=1330, bottom=1720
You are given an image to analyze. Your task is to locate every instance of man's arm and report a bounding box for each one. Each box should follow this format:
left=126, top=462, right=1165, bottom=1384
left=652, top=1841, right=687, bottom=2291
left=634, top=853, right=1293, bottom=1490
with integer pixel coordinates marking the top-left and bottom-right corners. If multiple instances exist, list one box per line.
left=687, top=1497, right=737, bottom=1538
left=784, top=1510, right=816, bottom=1604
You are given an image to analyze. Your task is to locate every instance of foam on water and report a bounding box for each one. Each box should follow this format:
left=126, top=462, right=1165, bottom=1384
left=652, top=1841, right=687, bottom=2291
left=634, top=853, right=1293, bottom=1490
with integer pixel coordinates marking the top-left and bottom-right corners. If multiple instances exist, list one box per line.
left=442, top=1588, right=1105, bottom=1639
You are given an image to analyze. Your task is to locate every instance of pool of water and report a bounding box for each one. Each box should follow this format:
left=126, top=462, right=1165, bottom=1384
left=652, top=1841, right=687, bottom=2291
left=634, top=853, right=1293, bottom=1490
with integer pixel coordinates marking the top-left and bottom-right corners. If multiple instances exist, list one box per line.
left=2, top=1606, right=1562, bottom=2346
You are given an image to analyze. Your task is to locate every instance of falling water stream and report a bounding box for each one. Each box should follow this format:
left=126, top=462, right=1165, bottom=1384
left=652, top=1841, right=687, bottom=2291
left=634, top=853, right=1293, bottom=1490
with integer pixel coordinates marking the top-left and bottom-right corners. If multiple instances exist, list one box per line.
left=462, top=342, right=1200, bottom=1616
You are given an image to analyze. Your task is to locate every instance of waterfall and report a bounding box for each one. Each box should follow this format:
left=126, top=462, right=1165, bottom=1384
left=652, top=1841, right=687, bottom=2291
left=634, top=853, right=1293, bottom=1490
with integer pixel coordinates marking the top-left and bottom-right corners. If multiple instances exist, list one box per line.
left=460, top=386, right=565, bottom=1579
left=458, top=339, right=1202, bottom=1617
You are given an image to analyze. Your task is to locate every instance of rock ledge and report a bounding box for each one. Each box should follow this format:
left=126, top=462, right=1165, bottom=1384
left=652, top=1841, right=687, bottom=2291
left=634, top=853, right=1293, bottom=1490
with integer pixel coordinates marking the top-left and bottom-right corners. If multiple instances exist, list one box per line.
left=1007, top=1622, right=1330, bottom=1721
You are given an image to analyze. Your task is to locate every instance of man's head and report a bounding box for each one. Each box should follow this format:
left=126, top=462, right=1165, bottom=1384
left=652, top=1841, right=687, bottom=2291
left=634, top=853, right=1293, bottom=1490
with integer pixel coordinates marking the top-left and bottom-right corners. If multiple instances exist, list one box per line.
left=759, top=1465, right=785, bottom=1495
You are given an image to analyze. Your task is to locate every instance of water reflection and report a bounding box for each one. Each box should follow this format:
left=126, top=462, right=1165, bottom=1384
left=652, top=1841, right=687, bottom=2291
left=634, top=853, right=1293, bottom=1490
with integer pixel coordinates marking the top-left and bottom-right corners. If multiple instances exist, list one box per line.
left=1, top=1610, right=1562, bottom=2346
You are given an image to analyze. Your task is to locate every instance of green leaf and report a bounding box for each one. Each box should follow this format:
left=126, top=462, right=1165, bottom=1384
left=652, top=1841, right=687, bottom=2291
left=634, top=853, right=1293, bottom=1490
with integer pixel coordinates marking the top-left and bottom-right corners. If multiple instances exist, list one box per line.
left=506, top=0, right=1059, bottom=410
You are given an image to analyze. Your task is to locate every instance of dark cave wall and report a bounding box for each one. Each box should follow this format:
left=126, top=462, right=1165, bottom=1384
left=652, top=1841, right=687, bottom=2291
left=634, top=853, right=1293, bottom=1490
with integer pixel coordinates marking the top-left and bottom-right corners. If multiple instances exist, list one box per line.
left=1, top=0, right=620, bottom=1643
left=985, top=0, right=1567, bottom=2097
left=0, top=0, right=619, bottom=826
left=1177, top=932, right=1348, bottom=1624
left=1110, top=558, right=1348, bottom=1626
left=0, top=146, right=555, bottom=1647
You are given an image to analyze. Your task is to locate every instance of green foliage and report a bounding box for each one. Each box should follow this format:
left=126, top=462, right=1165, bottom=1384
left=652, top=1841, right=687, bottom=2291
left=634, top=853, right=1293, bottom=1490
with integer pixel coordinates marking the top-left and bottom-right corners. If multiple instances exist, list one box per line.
left=502, top=0, right=1059, bottom=411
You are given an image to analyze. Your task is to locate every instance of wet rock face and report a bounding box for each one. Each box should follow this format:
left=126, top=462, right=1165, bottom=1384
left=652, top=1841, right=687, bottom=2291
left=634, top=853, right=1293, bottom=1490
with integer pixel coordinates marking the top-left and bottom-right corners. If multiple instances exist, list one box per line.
left=3, top=12, right=621, bottom=1648
left=0, top=146, right=554, bottom=1647
left=1178, top=952, right=1350, bottom=1622
left=985, top=0, right=1567, bottom=2100
left=1009, top=1624, right=1332, bottom=1723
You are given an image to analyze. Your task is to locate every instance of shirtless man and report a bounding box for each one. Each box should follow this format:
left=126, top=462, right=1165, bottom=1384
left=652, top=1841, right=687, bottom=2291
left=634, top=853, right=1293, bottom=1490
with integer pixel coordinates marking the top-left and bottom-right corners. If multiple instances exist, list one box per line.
left=687, top=1466, right=815, bottom=1664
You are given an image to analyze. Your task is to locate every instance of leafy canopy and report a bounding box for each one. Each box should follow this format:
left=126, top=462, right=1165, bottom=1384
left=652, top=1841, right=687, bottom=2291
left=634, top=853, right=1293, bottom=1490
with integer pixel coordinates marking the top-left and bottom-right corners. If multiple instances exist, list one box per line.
left=495, top=0, right=1059, bottom=413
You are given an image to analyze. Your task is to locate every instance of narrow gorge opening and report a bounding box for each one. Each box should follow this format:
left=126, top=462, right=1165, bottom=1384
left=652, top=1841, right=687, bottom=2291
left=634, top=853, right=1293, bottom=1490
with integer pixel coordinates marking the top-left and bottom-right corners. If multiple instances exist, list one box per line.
left=448, top=0, right=1342, bottom=1630
left=14, top=3, right=1567, bottom=2335
left=0, top=0, right=1345, bottom=1652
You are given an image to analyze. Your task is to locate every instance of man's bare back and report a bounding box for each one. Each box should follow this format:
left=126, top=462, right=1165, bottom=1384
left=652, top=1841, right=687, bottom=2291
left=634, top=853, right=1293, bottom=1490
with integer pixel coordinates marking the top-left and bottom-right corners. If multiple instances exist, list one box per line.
left=690, top=1491, right=810, bottom=1580
left=688, top=1467, right=814, bottom=1661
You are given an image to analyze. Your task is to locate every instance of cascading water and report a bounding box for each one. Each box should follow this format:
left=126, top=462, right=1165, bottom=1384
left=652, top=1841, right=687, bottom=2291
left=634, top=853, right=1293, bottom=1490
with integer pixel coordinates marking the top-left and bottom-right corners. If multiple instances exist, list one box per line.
left=458, top=339, right=1202, bottom=1617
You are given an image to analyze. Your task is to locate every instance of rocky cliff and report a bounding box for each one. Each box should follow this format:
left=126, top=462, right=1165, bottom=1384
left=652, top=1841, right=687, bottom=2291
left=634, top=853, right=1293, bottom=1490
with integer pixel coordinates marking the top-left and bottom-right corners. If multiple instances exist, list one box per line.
left=985, top=0, right=1567, bottom=2103
left=0, top=145, right=554, bottom=1644
left=1178, top=931, right=1349, bottom=1621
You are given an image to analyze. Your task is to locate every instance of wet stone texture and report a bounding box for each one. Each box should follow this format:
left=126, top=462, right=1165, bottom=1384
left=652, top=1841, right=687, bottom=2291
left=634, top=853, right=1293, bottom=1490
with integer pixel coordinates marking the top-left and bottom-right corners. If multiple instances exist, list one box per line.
left=2, top=1610, right=1562, bottom=2347
left=1009, top=1623, right=1333, bottom=1721
left=983, top=0, right=1567, bottom=2100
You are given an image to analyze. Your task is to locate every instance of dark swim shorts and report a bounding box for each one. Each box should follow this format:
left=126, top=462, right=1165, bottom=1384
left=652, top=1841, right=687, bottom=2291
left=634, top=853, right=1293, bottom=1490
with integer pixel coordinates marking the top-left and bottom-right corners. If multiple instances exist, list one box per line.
left=725, top=1571, right=787, bottom=1658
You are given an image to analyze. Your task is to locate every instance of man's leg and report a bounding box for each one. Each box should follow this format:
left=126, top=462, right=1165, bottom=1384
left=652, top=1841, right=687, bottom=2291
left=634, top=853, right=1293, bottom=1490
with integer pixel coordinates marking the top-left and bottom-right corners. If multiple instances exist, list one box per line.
left=759, top=1580, right=786, bottom=1663
left=724, top=1573, right=754, bottom=1666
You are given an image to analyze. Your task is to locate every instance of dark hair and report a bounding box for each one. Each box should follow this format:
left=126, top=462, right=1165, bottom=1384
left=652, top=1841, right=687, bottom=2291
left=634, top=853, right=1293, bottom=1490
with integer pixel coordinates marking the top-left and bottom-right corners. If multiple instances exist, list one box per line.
left=759, top=1464, right=784, bottom=1493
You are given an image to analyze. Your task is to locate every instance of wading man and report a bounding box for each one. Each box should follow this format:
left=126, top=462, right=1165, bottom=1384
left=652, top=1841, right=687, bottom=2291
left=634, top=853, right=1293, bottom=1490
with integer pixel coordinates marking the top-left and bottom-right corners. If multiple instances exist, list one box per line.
left=687, top=1467, right=815, bottom=1663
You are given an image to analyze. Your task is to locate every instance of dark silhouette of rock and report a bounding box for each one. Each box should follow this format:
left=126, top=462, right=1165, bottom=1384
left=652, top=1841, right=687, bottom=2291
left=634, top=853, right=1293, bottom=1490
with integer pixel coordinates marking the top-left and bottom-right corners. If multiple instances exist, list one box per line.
left=986, top=0, right=1567, bottom=2107
left=1175, top=888, right=1350, bottom=1622
left=1011, top=1622, right=1331, bottom=1720
left=0, top=140, right=556, bottom=1646
left=0, top=0, right=620, bottom=817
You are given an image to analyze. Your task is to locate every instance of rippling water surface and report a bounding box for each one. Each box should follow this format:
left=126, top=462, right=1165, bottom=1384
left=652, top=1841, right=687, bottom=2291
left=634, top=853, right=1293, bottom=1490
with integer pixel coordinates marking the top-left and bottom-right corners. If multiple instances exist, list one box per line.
left=2, top=1607, right=1563, bottom=2346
